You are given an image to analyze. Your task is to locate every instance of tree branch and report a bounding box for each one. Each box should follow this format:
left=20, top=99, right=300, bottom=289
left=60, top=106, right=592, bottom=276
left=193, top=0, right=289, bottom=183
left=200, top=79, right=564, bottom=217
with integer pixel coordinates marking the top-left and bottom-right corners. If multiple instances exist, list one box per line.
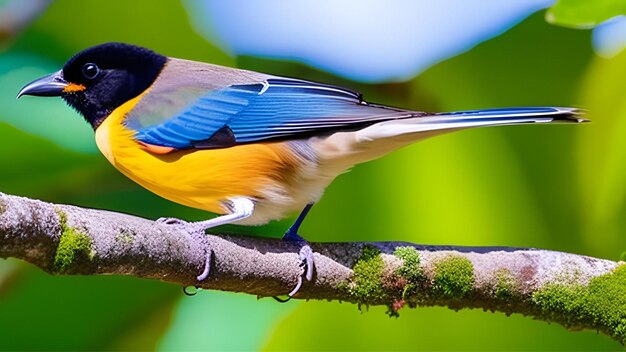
left=0, top=192, right=624, bottom=343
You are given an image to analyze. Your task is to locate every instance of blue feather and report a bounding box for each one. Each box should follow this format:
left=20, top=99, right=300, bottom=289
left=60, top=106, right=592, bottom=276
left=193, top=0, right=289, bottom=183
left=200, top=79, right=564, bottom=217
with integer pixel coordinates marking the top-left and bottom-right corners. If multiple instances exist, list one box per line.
left=133, top=78, right=414, bottom=148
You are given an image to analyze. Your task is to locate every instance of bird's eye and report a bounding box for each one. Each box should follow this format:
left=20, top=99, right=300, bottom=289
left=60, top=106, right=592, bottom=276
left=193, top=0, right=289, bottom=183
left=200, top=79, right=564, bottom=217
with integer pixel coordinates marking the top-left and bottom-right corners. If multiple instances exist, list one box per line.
left=82, top=63, right=100, bottom=79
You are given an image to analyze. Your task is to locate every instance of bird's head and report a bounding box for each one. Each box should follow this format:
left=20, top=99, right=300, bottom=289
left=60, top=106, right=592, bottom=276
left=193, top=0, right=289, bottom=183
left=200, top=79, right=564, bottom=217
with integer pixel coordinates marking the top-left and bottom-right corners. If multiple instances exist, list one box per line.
left=18, top=42, right=167, bottom=128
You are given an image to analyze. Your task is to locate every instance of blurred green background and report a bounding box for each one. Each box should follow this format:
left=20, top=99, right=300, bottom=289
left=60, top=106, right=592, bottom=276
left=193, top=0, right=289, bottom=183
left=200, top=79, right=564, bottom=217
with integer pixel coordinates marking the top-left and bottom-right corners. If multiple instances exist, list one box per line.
left=1, top=0, right=625, bottom=350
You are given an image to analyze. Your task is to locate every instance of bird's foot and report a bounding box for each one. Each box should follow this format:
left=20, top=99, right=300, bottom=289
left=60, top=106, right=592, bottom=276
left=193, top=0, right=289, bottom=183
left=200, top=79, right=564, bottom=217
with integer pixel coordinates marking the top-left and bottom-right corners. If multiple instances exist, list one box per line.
left=157, top=217, right=206, bottom=234
left=156, top=217, right=211, bottom=282
left=157, top=216, right=192, bottom=228
left=274, top=230, right=315, bottom=302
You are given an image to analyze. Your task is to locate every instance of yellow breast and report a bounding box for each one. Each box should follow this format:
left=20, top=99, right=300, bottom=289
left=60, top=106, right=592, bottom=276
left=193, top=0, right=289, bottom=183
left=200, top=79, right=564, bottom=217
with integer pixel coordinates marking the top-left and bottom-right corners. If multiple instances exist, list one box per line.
left=95, top=94, right=301, bottom=215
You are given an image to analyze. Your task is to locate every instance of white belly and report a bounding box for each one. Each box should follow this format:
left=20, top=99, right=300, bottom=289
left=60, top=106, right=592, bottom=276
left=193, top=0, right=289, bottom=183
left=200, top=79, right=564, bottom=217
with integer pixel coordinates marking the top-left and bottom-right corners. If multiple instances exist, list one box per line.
left=237, top=158, right=337, bottom=225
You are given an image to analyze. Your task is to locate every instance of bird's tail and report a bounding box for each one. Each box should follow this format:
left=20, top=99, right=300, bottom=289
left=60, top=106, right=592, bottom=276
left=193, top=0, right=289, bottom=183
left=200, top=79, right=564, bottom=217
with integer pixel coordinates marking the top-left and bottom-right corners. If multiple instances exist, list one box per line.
left=429, top=106, right=586, bottom=127
left=316, top=107, right=587, bottom=170
left=370, top=106, right=586, bottom=135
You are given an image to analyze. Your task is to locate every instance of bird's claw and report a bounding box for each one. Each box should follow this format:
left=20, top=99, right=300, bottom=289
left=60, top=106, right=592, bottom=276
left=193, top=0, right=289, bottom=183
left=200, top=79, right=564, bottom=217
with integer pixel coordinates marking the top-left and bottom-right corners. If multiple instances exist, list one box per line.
left=156, top=217, right=189, bottom=226
left=156, top=217, right=206, bottom=236
left=273, top=241, right=315, bottom=303
left=299, top=244, right=314, bottom=282
left=156, top=217, right=211, bottom=285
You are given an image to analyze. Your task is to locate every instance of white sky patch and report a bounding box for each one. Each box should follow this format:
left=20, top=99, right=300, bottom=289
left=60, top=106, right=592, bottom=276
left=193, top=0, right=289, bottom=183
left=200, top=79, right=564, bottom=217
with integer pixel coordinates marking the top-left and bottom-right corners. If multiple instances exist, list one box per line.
left=184, top=0, right=553, bottom=83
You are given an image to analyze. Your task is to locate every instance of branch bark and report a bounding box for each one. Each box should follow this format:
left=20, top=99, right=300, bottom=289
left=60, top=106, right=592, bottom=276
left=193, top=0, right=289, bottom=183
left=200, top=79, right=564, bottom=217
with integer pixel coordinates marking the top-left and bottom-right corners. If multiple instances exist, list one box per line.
left=0, top=192, right=624, bottom=344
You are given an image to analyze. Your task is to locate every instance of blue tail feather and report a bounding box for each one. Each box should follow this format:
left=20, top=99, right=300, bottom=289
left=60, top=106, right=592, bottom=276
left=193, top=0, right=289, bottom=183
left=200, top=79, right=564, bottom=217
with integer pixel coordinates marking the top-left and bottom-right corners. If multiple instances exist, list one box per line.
left=435, top=107, right=587, bottom=123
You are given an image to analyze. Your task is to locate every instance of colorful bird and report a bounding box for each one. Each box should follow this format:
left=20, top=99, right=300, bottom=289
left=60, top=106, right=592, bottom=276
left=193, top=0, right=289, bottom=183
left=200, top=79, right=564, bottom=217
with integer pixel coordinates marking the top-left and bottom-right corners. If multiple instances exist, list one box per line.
left=18, top=43, right=586, bottom=298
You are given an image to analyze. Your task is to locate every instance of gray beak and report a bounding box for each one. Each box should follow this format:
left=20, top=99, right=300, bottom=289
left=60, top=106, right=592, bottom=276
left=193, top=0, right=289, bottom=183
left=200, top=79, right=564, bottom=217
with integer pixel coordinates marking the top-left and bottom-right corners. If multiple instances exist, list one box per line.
left=17, top=70, right=68, bottom=98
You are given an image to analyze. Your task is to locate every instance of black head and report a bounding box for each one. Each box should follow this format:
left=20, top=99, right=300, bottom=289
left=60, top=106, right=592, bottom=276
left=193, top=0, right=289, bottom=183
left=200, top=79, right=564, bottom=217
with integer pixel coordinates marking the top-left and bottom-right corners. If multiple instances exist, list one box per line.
left=18, top=42, right=167, bottom=128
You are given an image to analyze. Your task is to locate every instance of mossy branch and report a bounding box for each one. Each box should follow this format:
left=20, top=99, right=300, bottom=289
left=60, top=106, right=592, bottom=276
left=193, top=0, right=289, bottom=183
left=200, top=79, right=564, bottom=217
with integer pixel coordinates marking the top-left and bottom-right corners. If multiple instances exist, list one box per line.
left=0, top=192, right=624, bottom=344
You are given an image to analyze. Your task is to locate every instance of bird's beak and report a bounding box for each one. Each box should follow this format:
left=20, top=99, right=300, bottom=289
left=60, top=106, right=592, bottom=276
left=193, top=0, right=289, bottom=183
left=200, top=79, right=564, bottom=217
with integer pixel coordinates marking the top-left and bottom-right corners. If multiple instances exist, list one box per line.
left=17, top=70, right=69, bottom=98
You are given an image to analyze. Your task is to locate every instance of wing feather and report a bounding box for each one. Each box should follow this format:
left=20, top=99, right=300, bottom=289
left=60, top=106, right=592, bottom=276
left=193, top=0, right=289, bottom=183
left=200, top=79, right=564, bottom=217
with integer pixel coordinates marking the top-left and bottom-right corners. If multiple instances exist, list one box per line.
left=130, top=78, right=419, bottom=149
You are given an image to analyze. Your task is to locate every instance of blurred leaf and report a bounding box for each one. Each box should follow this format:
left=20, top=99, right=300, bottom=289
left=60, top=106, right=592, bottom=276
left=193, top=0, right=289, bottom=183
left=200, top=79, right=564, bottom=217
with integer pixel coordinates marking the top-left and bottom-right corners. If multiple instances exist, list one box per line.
left=546, top=0, right=626, bottom=28
left=577, top=50, right=626, bottom=257
left=0, top=0, right=50, bottom=49
left=157, top=292, right=297, bottom=351
left=0, top=258, right=21, bottom=295
left=0, top=266, right=179, bottom=350
left=363, top=131, right=548, bottom=246
left=0, top=122, right=101, bottom=198
left=263, top=302, right=620, bottom=350
left=414, top=12, right=592, bottom=252
left=11, top=0, right=233, bottom=67
left=0, top=53, right=96, bottom=153
left=111, top=302, right=178, bottom=351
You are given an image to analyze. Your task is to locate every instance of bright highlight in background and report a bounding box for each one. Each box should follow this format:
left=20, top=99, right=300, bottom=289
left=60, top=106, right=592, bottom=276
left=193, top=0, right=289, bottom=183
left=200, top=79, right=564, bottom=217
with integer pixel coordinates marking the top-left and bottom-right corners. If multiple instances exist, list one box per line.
left=593, top=16, right=626, bottom=57
left=185, top=0, right=553, bottom=83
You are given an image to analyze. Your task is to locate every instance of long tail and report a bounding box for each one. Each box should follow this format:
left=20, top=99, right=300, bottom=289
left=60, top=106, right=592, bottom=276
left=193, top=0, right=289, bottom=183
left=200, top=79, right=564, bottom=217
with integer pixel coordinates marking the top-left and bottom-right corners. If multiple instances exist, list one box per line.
left=430, top=106, right=587, bottom=127
left=358, top=106, right=586, bottom=140
left=316, top=107, right=587, bottom=169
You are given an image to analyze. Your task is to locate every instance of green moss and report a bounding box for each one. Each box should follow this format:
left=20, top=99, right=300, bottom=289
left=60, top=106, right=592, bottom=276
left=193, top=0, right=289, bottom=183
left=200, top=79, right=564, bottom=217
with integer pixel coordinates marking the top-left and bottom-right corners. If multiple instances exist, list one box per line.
left=394, top=246, right=422, bottom=300
left=493, top=269, right=517, bottom=299
left=432, top=255, right=474, bottom=298
left=54, top=209, right=94, bottom=272
left=532, top=264, right=626, bottom=344
left=336, top=280, right=351, bottom=295
left=394, top=246, right=422, bottom=281
left=351, top=246, right=386, bottom=304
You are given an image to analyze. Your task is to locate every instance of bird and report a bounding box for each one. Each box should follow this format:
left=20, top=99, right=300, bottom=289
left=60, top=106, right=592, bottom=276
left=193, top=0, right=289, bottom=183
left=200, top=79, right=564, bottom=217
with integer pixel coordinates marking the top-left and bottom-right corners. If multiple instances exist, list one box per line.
left=18, top=42, right=586, bottom=299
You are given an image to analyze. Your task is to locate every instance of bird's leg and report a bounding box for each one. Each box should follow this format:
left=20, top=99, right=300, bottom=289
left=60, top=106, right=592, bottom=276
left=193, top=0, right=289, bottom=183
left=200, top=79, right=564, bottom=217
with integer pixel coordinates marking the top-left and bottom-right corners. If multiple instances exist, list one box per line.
left=157, top=196, right=255, bottom=233
left=157, top=197, right=255, bottom=282
left=275, top=203, right=315, bottom=302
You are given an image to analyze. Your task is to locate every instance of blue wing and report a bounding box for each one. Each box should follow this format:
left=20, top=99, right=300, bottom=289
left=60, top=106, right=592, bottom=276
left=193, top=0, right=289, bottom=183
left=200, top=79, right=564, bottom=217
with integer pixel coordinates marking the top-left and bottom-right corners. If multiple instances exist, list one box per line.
left=131, top=78, right=419, bottom=149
